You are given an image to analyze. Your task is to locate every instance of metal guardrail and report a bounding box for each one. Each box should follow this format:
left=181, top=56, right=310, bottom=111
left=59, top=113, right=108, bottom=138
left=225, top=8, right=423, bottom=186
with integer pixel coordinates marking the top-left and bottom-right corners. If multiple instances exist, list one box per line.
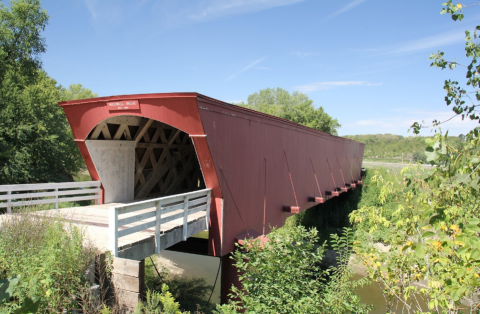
left=0, top=181, right=101, bottom=213
left=109, top=188, right=212, bottom=257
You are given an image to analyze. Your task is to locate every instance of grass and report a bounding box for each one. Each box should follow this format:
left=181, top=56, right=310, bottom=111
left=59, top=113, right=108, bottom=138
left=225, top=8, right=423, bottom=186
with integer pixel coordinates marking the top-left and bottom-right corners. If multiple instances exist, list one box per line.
left=73, top=171, right=92, bottom=182
left=192, top=230, right=209, bottom=239
left=363, top=158, right=410, bottom=164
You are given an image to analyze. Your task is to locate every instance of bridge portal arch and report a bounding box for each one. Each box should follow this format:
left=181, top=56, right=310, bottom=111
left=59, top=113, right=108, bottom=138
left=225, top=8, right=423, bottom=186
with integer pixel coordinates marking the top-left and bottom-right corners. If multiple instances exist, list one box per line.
left=85, top=115, right=205, bottom=203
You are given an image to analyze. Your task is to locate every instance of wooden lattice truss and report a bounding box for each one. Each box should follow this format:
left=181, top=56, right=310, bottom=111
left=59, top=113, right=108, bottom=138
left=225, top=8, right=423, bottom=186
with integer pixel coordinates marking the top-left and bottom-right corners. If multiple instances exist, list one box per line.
left=88, top=116, right=205, bottom=199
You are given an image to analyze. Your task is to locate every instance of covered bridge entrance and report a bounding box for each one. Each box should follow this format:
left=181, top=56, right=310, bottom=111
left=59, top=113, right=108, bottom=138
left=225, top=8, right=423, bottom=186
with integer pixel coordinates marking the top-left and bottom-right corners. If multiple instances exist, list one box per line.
left=85, top=115, right=205, bottom=203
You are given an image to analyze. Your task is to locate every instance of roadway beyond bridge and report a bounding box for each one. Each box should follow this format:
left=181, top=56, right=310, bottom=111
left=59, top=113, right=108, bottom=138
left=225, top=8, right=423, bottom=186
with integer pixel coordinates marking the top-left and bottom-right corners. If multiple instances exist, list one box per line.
left=1, top=93, right=365, bottom=307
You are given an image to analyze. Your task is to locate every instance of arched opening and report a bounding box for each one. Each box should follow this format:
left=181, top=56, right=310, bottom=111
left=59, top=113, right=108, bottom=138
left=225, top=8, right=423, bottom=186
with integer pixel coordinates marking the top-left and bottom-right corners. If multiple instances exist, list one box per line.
left=86, top=115, right=205, bottom=202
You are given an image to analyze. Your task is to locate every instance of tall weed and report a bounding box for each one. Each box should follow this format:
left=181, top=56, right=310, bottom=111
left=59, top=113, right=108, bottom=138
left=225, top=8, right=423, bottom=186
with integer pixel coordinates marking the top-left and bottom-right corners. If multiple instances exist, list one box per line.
left=0, top=209, right=96, bottom=312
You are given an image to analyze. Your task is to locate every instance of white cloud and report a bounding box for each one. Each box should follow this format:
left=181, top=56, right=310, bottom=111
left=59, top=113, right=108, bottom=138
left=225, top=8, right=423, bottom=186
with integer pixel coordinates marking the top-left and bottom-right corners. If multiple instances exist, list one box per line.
left=342, top=109, right=479, bottom=136
left=227, top=57, right=267, bottom=81
left=378, top=30, right=465, bottom=56
left=326, top=0, right=367, bottom=20
left=291, top=51, right=315, bottom=57
left=83, top=0, right=305, bottom=33
left=294, top=81, right=381, bottom=92
left=187, top=0, right=304, bottom=21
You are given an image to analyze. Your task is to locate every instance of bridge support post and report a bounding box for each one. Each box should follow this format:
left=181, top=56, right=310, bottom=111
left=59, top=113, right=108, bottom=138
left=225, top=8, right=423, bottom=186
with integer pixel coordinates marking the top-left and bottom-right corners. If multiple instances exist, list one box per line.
left=112, top=257, right=145, bottom=309
left=220, top=253, right=241, bottom=304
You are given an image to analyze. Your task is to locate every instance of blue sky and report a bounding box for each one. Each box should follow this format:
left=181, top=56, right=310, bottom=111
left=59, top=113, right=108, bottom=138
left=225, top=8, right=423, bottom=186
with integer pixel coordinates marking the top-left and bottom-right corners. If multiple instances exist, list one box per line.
left=37, top=0, right=480, bottom=136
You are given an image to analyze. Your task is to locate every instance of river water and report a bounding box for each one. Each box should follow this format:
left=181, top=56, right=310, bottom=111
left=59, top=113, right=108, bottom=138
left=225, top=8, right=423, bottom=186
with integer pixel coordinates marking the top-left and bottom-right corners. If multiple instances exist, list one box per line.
left=160, top=250, right=222, bottom=305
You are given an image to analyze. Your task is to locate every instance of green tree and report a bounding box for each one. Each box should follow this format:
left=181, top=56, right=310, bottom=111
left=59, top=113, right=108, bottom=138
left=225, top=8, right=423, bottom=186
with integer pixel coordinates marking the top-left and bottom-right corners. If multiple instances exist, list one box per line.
left=0, top=0, right=47, bottom=82
left=59, top=83, right=97, bottom=101
left=238, top=87, right=341, bottom=135
left=0, top=0, right=95, bottom=184
left=351, top=2, right=480, bottom=312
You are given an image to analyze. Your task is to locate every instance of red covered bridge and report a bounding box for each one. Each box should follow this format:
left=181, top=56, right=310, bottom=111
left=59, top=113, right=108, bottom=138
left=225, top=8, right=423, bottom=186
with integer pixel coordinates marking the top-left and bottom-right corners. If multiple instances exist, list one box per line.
left=12, top=92, right=362, bottom=305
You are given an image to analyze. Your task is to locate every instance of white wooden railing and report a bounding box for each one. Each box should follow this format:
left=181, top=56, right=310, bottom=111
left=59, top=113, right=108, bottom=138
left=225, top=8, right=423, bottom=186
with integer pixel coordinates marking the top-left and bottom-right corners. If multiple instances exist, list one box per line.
left=109, top=188, right=212, bottom=257
left=0, top=181, right=101, bottom=213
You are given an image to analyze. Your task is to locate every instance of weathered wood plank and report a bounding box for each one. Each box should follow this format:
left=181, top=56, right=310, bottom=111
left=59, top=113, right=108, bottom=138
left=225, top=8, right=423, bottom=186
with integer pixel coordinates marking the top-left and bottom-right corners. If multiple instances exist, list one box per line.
left=90, top=122, right=106, bottom=140
left=112, top=257, right=144, bottom=277
left=116, top=289, right=141, bottom=309
left=135, top=146, right=193, bottom=199
left=101, top=123, right=112, bottom=140
left=134, top=119, right=154, bottom=143
left=105, top=116, right=143, bottom=126
left=113, top=123, right=128, bottom=140
left=168, top=129, right=181, bottom=145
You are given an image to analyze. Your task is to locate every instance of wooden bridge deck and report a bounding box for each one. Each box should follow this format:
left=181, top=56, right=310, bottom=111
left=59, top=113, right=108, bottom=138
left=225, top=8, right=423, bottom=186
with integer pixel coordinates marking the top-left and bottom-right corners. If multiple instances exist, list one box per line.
left=2, top=202, right=208, bottom=261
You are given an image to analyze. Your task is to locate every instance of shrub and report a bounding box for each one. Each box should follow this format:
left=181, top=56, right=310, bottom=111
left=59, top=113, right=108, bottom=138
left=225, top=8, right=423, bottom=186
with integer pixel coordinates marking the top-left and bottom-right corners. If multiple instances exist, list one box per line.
left=134, top=284, right=184, bottom=314
left=215, top=225, right=372, bottom=314
left=0, top=210, right=96, bottom=312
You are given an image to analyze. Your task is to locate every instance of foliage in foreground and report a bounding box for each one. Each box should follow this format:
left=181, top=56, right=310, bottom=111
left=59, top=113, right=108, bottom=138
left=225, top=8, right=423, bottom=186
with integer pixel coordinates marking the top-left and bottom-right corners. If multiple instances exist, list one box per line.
left=134, top=285, right=185, bottom=314
left=0, top=277, right=40, bottom=313
left=215, top=225, right=372, bottom=314
left=0, top=211, right=96, bottom=313
left=350, top=3, right=480, bottom=312
left=237, top=87, right=341, bottom=135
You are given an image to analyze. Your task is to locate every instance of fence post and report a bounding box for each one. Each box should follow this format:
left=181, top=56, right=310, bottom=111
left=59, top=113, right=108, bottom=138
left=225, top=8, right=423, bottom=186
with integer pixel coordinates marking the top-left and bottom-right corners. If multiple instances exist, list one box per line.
left=205, top=190, right=211, bottom=230
left=155, top=201, right=162, bottom=254
left=6, top=191, right=11, bottom=214
left=183, top=195, right=189, bottom=241
left=109, top=206, right=119, bottom=257
left=54, top=187, right=59, bottom=209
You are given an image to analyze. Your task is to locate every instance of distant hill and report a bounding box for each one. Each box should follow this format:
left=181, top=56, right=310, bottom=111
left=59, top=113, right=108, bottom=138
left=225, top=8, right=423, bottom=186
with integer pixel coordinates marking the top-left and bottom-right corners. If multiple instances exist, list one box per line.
left=344, top=134, right=464, bottom=163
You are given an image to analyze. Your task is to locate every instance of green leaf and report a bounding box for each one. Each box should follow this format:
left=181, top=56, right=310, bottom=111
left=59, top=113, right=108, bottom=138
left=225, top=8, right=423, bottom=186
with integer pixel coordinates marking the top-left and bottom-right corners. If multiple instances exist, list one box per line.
left=422, top=231, right=435, bottom=238
left=14, top=297, right=40, bottom=314
left=468, top=218, right=480, bottom=225
left=451, top=286, right=466, bottom=301
left=465, top=224, right=480, bottom=232
left=0, top=277, right=19, bottom=304
left=415, top=243, right=427, bottom=258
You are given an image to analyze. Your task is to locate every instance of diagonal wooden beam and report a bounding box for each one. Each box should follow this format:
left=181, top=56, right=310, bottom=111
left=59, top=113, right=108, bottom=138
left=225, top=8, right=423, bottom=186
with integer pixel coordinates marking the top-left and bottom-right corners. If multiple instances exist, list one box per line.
left=135, top=146, right=193, bottom=199
left=101, top=123, right=112, bottom=140
left=90, top=122, right=106, bottom=140
left=151, top=127, right=162, bottom=143
left=134, top=151, right=147, bottom=185
left=134, top=119, right=154, bottom=143
left=165, top=159, right=195, bottom=195
left=159, top=127, right=168, bottom=144
left=113, top=124, right=128, bottom=140
left=123, top=125, right=132, bottom=140
left=160, top=168, right=177, bottom=193
left=168, top=129, right=182, bottom=145
left=134, top=147, right=155, bottom=184
left=135, top=146, right=171, bottom=196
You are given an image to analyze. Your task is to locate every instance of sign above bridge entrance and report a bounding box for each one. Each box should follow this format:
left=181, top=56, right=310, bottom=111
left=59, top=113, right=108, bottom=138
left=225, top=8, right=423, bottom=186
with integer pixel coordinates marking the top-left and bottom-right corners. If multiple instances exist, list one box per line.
left=107, top=100, right=139, bottom=111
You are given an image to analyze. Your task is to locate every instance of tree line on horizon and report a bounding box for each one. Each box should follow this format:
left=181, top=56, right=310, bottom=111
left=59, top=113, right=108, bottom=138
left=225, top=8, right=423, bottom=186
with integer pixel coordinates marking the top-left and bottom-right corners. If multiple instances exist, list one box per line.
left=344, top=133, right=464, bottom=162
